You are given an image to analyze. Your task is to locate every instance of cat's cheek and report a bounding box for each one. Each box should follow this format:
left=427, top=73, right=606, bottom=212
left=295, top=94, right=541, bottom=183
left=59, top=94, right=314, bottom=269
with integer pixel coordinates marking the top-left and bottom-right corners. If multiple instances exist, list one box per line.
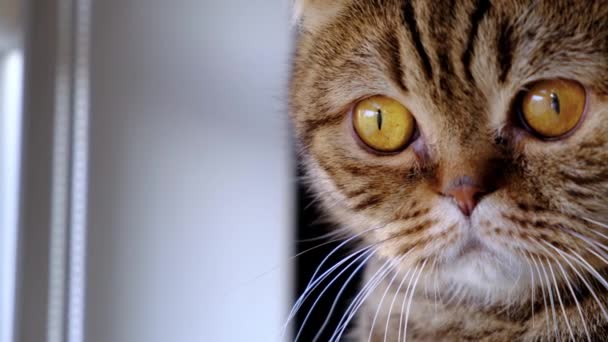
left=302, top=155, right=390, bottom=231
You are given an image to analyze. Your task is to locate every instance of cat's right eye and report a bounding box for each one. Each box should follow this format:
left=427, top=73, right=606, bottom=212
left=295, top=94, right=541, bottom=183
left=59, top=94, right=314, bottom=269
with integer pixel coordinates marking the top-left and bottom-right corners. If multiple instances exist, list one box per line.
left=518, top=79, right=586, bottom=139
left=352, top=95, right=416, bottom=153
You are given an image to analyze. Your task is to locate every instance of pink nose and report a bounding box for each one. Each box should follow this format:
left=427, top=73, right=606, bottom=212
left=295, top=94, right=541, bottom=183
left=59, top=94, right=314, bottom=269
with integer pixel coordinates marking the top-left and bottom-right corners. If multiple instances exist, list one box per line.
left=443, top=183, right=484, bottom=216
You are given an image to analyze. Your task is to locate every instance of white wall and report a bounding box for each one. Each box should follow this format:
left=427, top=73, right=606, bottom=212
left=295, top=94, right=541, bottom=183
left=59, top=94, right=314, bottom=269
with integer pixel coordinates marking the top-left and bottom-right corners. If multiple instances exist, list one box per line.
left=0, top=1, right=23, bottom=340
left=0, top=51, right=23, bottom=342
left=85, top=1, right=293, bottom=342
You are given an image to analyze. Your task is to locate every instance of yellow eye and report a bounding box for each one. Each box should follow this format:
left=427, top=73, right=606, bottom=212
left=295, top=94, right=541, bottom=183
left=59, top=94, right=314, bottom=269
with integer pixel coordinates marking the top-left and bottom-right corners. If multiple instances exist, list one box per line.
left=352, top=95, right=415, bottom=153
left=520, top=79, right=586, bottom=138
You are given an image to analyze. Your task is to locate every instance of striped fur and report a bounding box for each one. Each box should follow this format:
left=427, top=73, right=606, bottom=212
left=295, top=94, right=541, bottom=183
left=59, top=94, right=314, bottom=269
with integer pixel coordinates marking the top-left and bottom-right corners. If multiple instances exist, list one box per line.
left=290, top=0, right=608, bottom=340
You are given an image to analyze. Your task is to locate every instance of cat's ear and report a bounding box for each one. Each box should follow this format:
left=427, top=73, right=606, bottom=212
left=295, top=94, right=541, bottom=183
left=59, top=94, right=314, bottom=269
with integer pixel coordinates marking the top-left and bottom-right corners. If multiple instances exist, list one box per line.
left=292, top=0, right=349, bottom=32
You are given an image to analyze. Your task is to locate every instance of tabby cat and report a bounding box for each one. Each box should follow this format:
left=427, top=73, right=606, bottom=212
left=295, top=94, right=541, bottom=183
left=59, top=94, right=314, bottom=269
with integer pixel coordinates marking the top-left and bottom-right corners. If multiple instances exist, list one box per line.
left=289, top=0, right=608, bottom=341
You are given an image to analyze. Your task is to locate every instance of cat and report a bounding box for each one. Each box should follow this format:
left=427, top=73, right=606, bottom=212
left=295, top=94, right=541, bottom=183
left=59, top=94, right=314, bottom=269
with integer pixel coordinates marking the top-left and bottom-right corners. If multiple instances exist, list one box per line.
left=289, top=0, right=608, bottom=341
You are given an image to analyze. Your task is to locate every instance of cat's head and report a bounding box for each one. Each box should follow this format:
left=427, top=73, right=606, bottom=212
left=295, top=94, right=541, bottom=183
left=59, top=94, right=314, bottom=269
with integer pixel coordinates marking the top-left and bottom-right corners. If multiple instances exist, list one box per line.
left=290, top=0, right=608, bottom=304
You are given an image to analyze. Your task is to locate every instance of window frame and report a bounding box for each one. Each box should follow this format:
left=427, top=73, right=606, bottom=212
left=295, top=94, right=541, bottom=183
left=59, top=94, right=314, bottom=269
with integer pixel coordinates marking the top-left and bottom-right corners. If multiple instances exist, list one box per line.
left=15, top=0, right=91, bottom=342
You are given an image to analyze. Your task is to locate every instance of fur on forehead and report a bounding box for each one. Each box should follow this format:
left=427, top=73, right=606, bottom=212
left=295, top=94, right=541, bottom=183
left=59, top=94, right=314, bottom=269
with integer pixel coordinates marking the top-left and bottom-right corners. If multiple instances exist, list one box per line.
left=292, top=0, right=352, bottom=31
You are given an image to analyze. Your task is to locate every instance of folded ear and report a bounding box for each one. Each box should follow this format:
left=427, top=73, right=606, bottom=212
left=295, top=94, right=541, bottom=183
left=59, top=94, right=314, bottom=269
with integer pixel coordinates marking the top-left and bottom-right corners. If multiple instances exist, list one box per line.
left=293, top=0, right=349, bottom=32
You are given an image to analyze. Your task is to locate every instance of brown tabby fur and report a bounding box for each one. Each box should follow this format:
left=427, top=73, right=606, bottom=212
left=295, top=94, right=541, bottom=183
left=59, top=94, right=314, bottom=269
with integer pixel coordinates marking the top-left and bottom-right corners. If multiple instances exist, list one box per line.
left=290, top=0, right=608, bottom=341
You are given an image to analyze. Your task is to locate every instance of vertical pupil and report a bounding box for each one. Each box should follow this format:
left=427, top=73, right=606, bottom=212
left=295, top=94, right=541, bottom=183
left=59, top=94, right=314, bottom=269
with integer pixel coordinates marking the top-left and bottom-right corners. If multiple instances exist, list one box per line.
left=377, top=109, right=383, bottom=130
left=550, top=93, right=560, bottom=114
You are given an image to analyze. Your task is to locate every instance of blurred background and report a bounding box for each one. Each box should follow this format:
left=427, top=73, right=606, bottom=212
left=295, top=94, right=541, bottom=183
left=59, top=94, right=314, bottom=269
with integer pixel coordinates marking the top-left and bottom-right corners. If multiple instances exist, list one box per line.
left=1, top=0, right=304, bottom=341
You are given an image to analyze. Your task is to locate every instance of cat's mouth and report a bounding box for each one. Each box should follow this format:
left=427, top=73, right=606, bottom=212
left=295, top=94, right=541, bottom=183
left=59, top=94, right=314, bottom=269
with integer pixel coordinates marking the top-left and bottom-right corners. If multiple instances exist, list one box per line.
left=448, top=205, right=504, bottom=260
left=457, top=238, right=486, bottom=256
left=453, top=233, right=499, bottom=260
left=435, top=235, right=497, bottom=266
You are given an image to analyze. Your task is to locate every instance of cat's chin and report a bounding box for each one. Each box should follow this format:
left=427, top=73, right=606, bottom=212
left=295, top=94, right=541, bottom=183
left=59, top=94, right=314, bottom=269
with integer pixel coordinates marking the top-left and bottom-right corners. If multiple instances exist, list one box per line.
left=432, top=240, right=532, bottom=306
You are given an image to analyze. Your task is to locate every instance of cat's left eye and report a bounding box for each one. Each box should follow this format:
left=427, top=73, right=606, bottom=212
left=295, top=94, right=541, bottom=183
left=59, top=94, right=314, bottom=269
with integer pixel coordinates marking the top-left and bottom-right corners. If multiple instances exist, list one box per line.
left=352, top=96, right=416, bottom=153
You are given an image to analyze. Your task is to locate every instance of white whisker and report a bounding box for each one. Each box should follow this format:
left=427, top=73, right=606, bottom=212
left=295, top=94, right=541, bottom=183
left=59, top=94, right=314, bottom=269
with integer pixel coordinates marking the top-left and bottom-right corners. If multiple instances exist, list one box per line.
left=536, top=243, right=576, bottom=341
left=547, top=257, right=575, bottom=341
left=311, top=249, right=377, bottom=341
left=522, top=251, right=536, bottom=328
left=286, top=244, right=374, bottom=328
left=330, top=257, right=397, bottom=342
left=588, top=228, right=608, bottom=244
left=543, top=242, right=592, bottom=342
left=553, top=247, right=608, bottom=323
left=305, top=225, right=387, bottom=289
left=294, top=248, right=376, bottom=342
left=397, top=265, right=420, bottom=342
left=530, top=254, right=553, bottom=339
left=403, top=259, right=427, bottom=342
left=569, top=249, right=608, bottom=291
left=286, top=224, right=393, bottom=327
left=433, top=259, right=440, bottom=314
left=443, top=282, right=465, bottom=307
left=538, top=257, right=560, bottom=340
left=383, top=267, right=415, bottom=342
left=569, top=232, right=608, bottom=266
left=368, top=254, right=409, bottom=342
left=582, top=217, right=608, bottom=230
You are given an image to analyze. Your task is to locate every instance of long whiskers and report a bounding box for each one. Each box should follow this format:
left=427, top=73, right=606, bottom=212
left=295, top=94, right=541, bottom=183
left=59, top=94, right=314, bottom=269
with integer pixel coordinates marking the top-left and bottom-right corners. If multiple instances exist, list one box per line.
left=296, top=226, right=351, bottom=243
left=397, top=264, right=421, bottom=342
left=582, top=217, right=608, bottom=230
left=539, top=257, right=560, bottom=340
left=403, top=259, right=427, bottom=342
left=546, top=257, right=575, bottom=341
left=294, top=247, right=376, bottom=342
left=303, top=225, right=387, bottom=291
left=522, top=250, right=536, bottom=328
left=552, top=245, right=608, bottom=321
left=529, top=254, right=554, bottom=339
left=542, top=242, right=592, bottom=342
left=310, top=249, right=377, bottom=341
left=285, top=244, right=373, bottom=331
left=330, top=257, right=400, bottom=342
left=229, top=225, right=375, bottom=301
left=569, top=231, right=608, bottom=259
left=367, top=253, right=410, bottom=342
left=383, top=266, right=415, bottom=342
left=285, top=224, right=390, bottom=329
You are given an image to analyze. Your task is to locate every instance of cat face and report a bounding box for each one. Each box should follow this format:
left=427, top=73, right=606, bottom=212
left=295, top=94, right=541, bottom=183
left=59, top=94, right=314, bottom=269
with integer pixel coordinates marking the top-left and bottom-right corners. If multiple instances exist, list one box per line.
left=291, top=0, right=608, bottom=302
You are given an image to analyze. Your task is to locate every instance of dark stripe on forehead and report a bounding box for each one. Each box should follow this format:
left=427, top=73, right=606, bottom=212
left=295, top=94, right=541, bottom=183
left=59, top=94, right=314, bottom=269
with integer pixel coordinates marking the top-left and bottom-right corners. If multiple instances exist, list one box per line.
left=430, top=0, right=457, bottom=98
left=402, top=0, right=433, bottom=80
left=387, top=33, right=408, bottom=91
left=461, top=0, right=492, bottom=81
left=497, top=19, right=514, bottom=83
